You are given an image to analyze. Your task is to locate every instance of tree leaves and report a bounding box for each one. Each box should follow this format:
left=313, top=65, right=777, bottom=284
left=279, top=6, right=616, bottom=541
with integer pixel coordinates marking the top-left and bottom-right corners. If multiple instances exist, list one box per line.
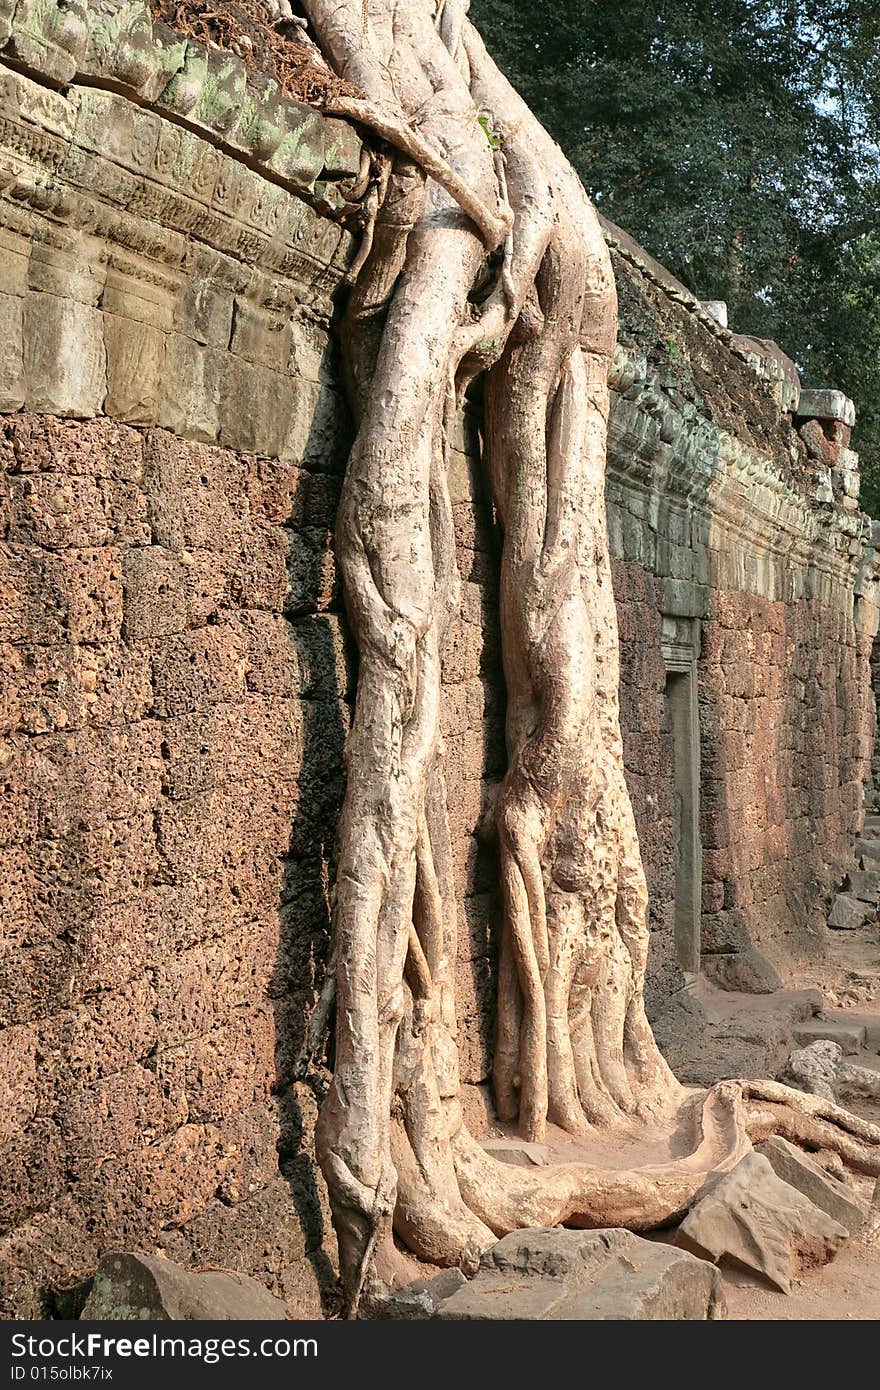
left=472, top=0, right=880, bottom=510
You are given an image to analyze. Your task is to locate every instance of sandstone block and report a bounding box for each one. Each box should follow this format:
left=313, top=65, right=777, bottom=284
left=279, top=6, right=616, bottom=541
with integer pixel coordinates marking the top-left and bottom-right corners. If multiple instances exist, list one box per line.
left=0, top=292, right=24, bottom=412
left=480, top=1139, right=549, bottom=1168
left=437, top=1228, right=726, bottom=1320
left=24, top=294, right=106, bottom=418
left=676, top=1153, right=848, bottom=1293
left=81, top=1251, right=286, bottom=1321
left=756, top=1137, right=864, bottom=1235
left=103, top=314, right=165, bottom=426
left=159, top=336, right=224, bottom=444
left=796, top=389, right=856, bottom=427
left=378, top=1269, right=467, bottom=1320
left=219, top=357, right=290, bottom=458
left=173, top=280, right=234, bottom=350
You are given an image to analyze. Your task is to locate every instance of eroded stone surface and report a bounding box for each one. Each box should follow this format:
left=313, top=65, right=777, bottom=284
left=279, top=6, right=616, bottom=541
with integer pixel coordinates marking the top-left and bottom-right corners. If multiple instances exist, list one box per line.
left=778, top=1040, right=843, bottom=1101
left=756, top=1137, right=864, bottom=1235
left=676, top=1153, right=849, bottom=1293
left=80, top=1251, right=287, bottom=1321
left=436, top=1228, right=727, bottom=1320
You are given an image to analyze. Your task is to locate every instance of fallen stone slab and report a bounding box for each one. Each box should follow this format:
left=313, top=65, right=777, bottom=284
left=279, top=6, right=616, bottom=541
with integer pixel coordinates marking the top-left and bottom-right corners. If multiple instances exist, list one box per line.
left=793, top=1019, right=866, bottom=1055
left=844, top=869, right=880, bottom=904
left=80, top=1252, right=287, bottom=1321
left=778, top=1040, right=842, bottom=1101
left=675, top=1152, right=848, bottom=1293
left=480, top=1138, right=550, bottom=1168
left=435, top=1227, right=726, bottom=1320
left=756, top=1137, right=864, bottom=1235
left=828, top=893, right=873, bottom=931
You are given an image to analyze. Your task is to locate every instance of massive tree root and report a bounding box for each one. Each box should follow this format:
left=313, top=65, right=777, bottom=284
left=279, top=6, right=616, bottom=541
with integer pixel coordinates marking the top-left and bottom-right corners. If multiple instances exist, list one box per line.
left=297, top=0, right=880, bottom=1313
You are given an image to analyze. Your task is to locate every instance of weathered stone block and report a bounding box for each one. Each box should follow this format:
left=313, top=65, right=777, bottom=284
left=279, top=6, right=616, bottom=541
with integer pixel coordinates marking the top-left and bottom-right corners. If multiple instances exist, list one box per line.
left=676, top=1153, right=848, bottom=1292
left=778, top=1039, right=842, bottom=1101
left=23, top=294, right=106, bottom=418
left=0, top=292, right=24, bottom=412
left=756, top=1137, right=864, bottom=1235
left=844, top=868, right=880, bottom=903
left=702, top=947, right=781, bottom=994
left=159, top=336, right=224, bottom=444
left=796, top=389, right=856, bottom=427
left=122, top=546, right=186, bottom=639
left=437, top=1228, right=726, bottom=1320
left=828, top=891, right=872, bottom=930
left=173, top=279, right=234, bottom=350
left=229, top=299, right=289, bottom=370
left=103, top=313, right=165, bottom=426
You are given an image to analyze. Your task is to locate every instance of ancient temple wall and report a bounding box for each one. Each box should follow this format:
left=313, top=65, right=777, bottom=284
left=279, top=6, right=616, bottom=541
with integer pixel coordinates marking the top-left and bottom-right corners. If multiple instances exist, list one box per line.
left=0, top=48, right=357, bottom=1315
left=604, top=250, right=879, bottom=1003
left=1, top=1, right=878, bottom=1318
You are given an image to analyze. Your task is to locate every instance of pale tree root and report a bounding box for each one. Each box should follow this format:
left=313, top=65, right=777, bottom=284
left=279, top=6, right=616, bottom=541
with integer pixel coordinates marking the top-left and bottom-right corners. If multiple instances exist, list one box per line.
left=299, top=1, right=880, bottom=1312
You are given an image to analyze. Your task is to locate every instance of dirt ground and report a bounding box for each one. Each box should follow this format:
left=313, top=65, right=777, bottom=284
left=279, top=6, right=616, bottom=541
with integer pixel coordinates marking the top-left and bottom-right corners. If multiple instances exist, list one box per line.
left=723, top=1235, right=880, bottom=1319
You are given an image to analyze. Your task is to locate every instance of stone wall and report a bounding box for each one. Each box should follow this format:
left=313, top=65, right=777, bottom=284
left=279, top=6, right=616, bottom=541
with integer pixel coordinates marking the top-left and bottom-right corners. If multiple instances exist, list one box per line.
left=605, top=250, right=879, bottom=1003
left=1, top=1, right=878, bottom=1320
left=0, top=39, right=359, bottom=1315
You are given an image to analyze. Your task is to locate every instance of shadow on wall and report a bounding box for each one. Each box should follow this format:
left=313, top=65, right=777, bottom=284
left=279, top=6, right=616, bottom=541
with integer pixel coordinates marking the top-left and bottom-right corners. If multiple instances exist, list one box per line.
left=271, top=394, right=353, bottom=1313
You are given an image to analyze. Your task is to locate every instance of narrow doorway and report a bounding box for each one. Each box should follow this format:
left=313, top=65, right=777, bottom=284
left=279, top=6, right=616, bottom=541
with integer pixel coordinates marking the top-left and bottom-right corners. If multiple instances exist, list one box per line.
left=665, top=665, right=701, bottom=978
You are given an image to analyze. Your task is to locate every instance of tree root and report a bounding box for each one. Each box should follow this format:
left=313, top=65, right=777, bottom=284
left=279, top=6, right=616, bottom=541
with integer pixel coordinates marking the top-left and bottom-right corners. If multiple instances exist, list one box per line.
left=297, top=0, right=880, bottom=1308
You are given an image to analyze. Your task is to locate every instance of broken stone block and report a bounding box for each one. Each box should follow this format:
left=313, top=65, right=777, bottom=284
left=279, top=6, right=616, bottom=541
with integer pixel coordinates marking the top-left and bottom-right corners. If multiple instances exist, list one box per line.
left=843, top=869, right=880, bottom=904
left=376, top=1268, right=467, bottom=1320
left=675, top=1153, right=848, bottom=1293
left=828, top=893, right=873, bottom=931
left=436, top=1228, right=726, bottom=1320
left=778, top=1039, right=842, bottom=1101
left=756, top=1137, right=864, bottom=1235
left=793, top=1020, right=866, bottom=1055
left=80, top=1251, right=287, bottom=1320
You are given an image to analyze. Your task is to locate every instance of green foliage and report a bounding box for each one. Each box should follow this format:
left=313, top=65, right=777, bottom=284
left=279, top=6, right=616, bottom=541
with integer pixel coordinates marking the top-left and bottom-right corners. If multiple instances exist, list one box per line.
left=477, top=112, right=503, bottom=148
left=472, top=0, right=880, bottom=511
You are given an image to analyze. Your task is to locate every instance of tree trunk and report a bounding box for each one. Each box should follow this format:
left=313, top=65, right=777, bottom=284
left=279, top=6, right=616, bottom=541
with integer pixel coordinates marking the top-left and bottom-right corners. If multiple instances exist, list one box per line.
left=297, top=0, right=880, bottom=1314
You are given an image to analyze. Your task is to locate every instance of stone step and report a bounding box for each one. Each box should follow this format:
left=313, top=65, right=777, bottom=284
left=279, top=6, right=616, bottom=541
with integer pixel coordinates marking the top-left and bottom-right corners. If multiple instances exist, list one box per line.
left=793, top=1019, right=867, bottom=1055
left=826, top=1009, right=880, bottom=1051
left=843, top=869, right=880, bottom=904
left=856, top=838, right=880, bottom=865
left=862, top=814, right=880, bottom=833
left=828, top=893, right=873, bottom=930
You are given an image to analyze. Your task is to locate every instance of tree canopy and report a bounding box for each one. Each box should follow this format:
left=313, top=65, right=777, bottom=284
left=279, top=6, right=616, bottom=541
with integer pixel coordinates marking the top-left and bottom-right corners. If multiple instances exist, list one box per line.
left=471, top=0, right=880, bottom=511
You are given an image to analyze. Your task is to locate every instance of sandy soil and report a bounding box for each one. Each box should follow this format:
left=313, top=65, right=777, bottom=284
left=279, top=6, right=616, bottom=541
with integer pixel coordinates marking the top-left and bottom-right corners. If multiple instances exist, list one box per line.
left=723, top=1237, right=880, bottom=1320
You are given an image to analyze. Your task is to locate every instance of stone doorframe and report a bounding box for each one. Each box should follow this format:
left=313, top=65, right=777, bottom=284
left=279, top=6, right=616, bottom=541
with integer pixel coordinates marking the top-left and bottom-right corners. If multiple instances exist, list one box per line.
left=662, top=614, right=702, bottom=981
